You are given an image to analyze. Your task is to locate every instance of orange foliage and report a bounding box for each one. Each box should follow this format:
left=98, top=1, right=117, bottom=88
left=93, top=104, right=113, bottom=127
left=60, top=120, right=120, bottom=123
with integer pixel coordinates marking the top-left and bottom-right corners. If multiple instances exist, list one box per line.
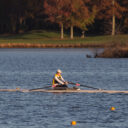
left=97, top=0, right=126, bottom=19
left=44, top=0, right=96, bottom=30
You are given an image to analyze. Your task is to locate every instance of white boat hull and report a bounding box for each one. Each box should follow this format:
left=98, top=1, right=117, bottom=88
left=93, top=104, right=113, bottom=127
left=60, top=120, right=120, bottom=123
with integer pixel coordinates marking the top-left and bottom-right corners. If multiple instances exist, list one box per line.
left=0, top=89, right=128, bottom=93
left=29, top=89, right=128, bottom=93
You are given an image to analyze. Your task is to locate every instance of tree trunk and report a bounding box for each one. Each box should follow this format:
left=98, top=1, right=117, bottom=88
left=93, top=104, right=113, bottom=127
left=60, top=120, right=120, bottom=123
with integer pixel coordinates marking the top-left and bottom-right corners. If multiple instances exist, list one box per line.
left=12, top=22, right=17, bottom=33
left=81, top=31, right=85, bottom=38
left=70, top=25, right=74, bottom=39
left=112, top=15, right=115, bottom=36
left=60, top=23, right=64, bottom=39
left=10, top=16, right=17, bottom=33
left=112, top=0, right=115, bottom=36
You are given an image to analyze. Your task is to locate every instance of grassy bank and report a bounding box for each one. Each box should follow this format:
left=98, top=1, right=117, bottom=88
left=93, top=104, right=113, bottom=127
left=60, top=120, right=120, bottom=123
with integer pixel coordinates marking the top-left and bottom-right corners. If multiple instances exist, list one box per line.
left=0, top=30, right=128, bottom=48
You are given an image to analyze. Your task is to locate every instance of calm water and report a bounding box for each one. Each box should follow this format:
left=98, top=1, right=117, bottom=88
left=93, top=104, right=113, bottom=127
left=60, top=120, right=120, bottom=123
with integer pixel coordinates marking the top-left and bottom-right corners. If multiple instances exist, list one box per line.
left=0, top=48, right=128, bottom=128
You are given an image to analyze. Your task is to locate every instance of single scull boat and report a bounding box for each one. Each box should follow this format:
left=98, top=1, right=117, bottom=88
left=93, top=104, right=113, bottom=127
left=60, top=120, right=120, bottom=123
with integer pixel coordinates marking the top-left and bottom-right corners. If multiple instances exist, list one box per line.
left=0, top=88, right=128, bottom=93
left=29, top=89, right=128, bottom=93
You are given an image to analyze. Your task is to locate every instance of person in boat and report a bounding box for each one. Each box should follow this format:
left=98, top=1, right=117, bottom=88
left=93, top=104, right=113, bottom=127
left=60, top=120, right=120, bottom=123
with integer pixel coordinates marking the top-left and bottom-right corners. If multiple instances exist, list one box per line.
left=52, top=69, right=68, bottom=89
left=52, top=69, right=80, bottom=90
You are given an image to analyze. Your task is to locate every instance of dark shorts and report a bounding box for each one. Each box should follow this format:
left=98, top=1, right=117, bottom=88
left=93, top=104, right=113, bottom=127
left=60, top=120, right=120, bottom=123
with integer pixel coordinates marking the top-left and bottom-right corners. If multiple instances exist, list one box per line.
left=54, top=84, right=68, bottom=90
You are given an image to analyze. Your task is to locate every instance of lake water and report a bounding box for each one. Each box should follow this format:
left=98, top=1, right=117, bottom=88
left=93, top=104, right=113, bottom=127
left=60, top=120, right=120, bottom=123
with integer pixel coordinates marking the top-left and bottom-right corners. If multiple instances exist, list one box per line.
left=0, top=48, right=128, bottom=128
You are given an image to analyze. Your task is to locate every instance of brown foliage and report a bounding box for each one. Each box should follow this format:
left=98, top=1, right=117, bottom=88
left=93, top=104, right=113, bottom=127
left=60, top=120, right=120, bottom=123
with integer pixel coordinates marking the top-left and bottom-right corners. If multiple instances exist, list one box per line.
left=44, top=0, right=96, bottom=29
left=97, top=0, right=126, bottom=20
left=44, top=0, right=71, bottom=25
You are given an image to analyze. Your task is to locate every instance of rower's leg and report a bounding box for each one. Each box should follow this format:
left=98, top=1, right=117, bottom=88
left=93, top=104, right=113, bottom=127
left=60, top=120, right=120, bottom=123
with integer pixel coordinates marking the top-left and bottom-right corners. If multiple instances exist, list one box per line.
left=54, top=84, right=68, bottom=90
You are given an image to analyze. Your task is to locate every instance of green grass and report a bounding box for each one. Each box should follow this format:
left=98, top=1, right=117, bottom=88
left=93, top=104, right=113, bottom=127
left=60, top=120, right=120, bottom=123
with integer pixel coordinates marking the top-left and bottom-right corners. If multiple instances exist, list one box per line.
left=0, top=30, right=128, bottom=45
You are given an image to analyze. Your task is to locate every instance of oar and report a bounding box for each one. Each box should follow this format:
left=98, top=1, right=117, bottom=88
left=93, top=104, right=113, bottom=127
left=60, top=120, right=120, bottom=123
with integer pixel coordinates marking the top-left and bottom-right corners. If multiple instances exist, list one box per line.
left=68, top=82, right=101, bottom=90
left=29, top=85, right=51, bottom=91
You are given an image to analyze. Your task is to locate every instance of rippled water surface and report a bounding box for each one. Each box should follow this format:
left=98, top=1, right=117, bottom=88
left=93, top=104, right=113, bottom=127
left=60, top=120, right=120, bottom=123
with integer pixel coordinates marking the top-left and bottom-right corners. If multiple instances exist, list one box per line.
left=0, top=48, right=128, bottom=128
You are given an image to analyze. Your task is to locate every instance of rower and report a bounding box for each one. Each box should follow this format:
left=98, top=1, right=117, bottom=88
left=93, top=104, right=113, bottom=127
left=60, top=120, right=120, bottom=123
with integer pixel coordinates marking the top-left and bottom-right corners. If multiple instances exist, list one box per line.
left=52, top=69, right=68, bottom=90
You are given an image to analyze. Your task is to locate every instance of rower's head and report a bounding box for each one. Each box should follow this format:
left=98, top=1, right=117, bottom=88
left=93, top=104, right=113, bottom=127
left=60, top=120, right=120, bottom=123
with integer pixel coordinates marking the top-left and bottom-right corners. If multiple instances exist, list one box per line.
left=57, top=69, right=62, bottom=74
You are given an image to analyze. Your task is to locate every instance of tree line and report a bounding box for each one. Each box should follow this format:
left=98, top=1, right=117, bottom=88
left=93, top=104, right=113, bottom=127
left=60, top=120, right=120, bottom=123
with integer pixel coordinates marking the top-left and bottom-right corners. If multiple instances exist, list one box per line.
left=0, top=0, right=128, bottom=38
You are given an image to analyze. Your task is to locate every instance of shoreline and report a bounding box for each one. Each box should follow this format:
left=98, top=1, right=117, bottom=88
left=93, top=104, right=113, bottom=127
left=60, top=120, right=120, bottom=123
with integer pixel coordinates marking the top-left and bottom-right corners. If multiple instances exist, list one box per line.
left=0, top=32, right=128, bottom=48
left=0, top=43, right=116, bottom=48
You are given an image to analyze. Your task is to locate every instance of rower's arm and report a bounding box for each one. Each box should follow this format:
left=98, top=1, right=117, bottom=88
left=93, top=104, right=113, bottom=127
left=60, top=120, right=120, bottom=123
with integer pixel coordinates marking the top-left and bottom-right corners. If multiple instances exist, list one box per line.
left=60, top=76, right=68, bottom=85
left=55, top=76, right=64, bottom=85
left=60, top=76, right=65, bottom=82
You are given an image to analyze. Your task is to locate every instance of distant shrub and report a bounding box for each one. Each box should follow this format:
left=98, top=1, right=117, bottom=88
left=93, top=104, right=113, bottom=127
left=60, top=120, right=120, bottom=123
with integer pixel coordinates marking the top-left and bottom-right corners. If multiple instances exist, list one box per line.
left=95, top=46, right=128, bottom=58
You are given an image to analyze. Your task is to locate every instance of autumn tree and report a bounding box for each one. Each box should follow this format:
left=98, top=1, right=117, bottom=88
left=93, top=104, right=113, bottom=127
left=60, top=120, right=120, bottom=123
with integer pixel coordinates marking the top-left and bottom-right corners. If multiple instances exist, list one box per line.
left=65, top=0, right=96, bottom=39
left=119, top=0, right=128, bottom=33
left=80, top=0, right=97, bottom=38
left=44, top=0, right=96, bottom=39
left=96, top=0, right=126, bottom=35
left=44, top=0, right=71, bottom=39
